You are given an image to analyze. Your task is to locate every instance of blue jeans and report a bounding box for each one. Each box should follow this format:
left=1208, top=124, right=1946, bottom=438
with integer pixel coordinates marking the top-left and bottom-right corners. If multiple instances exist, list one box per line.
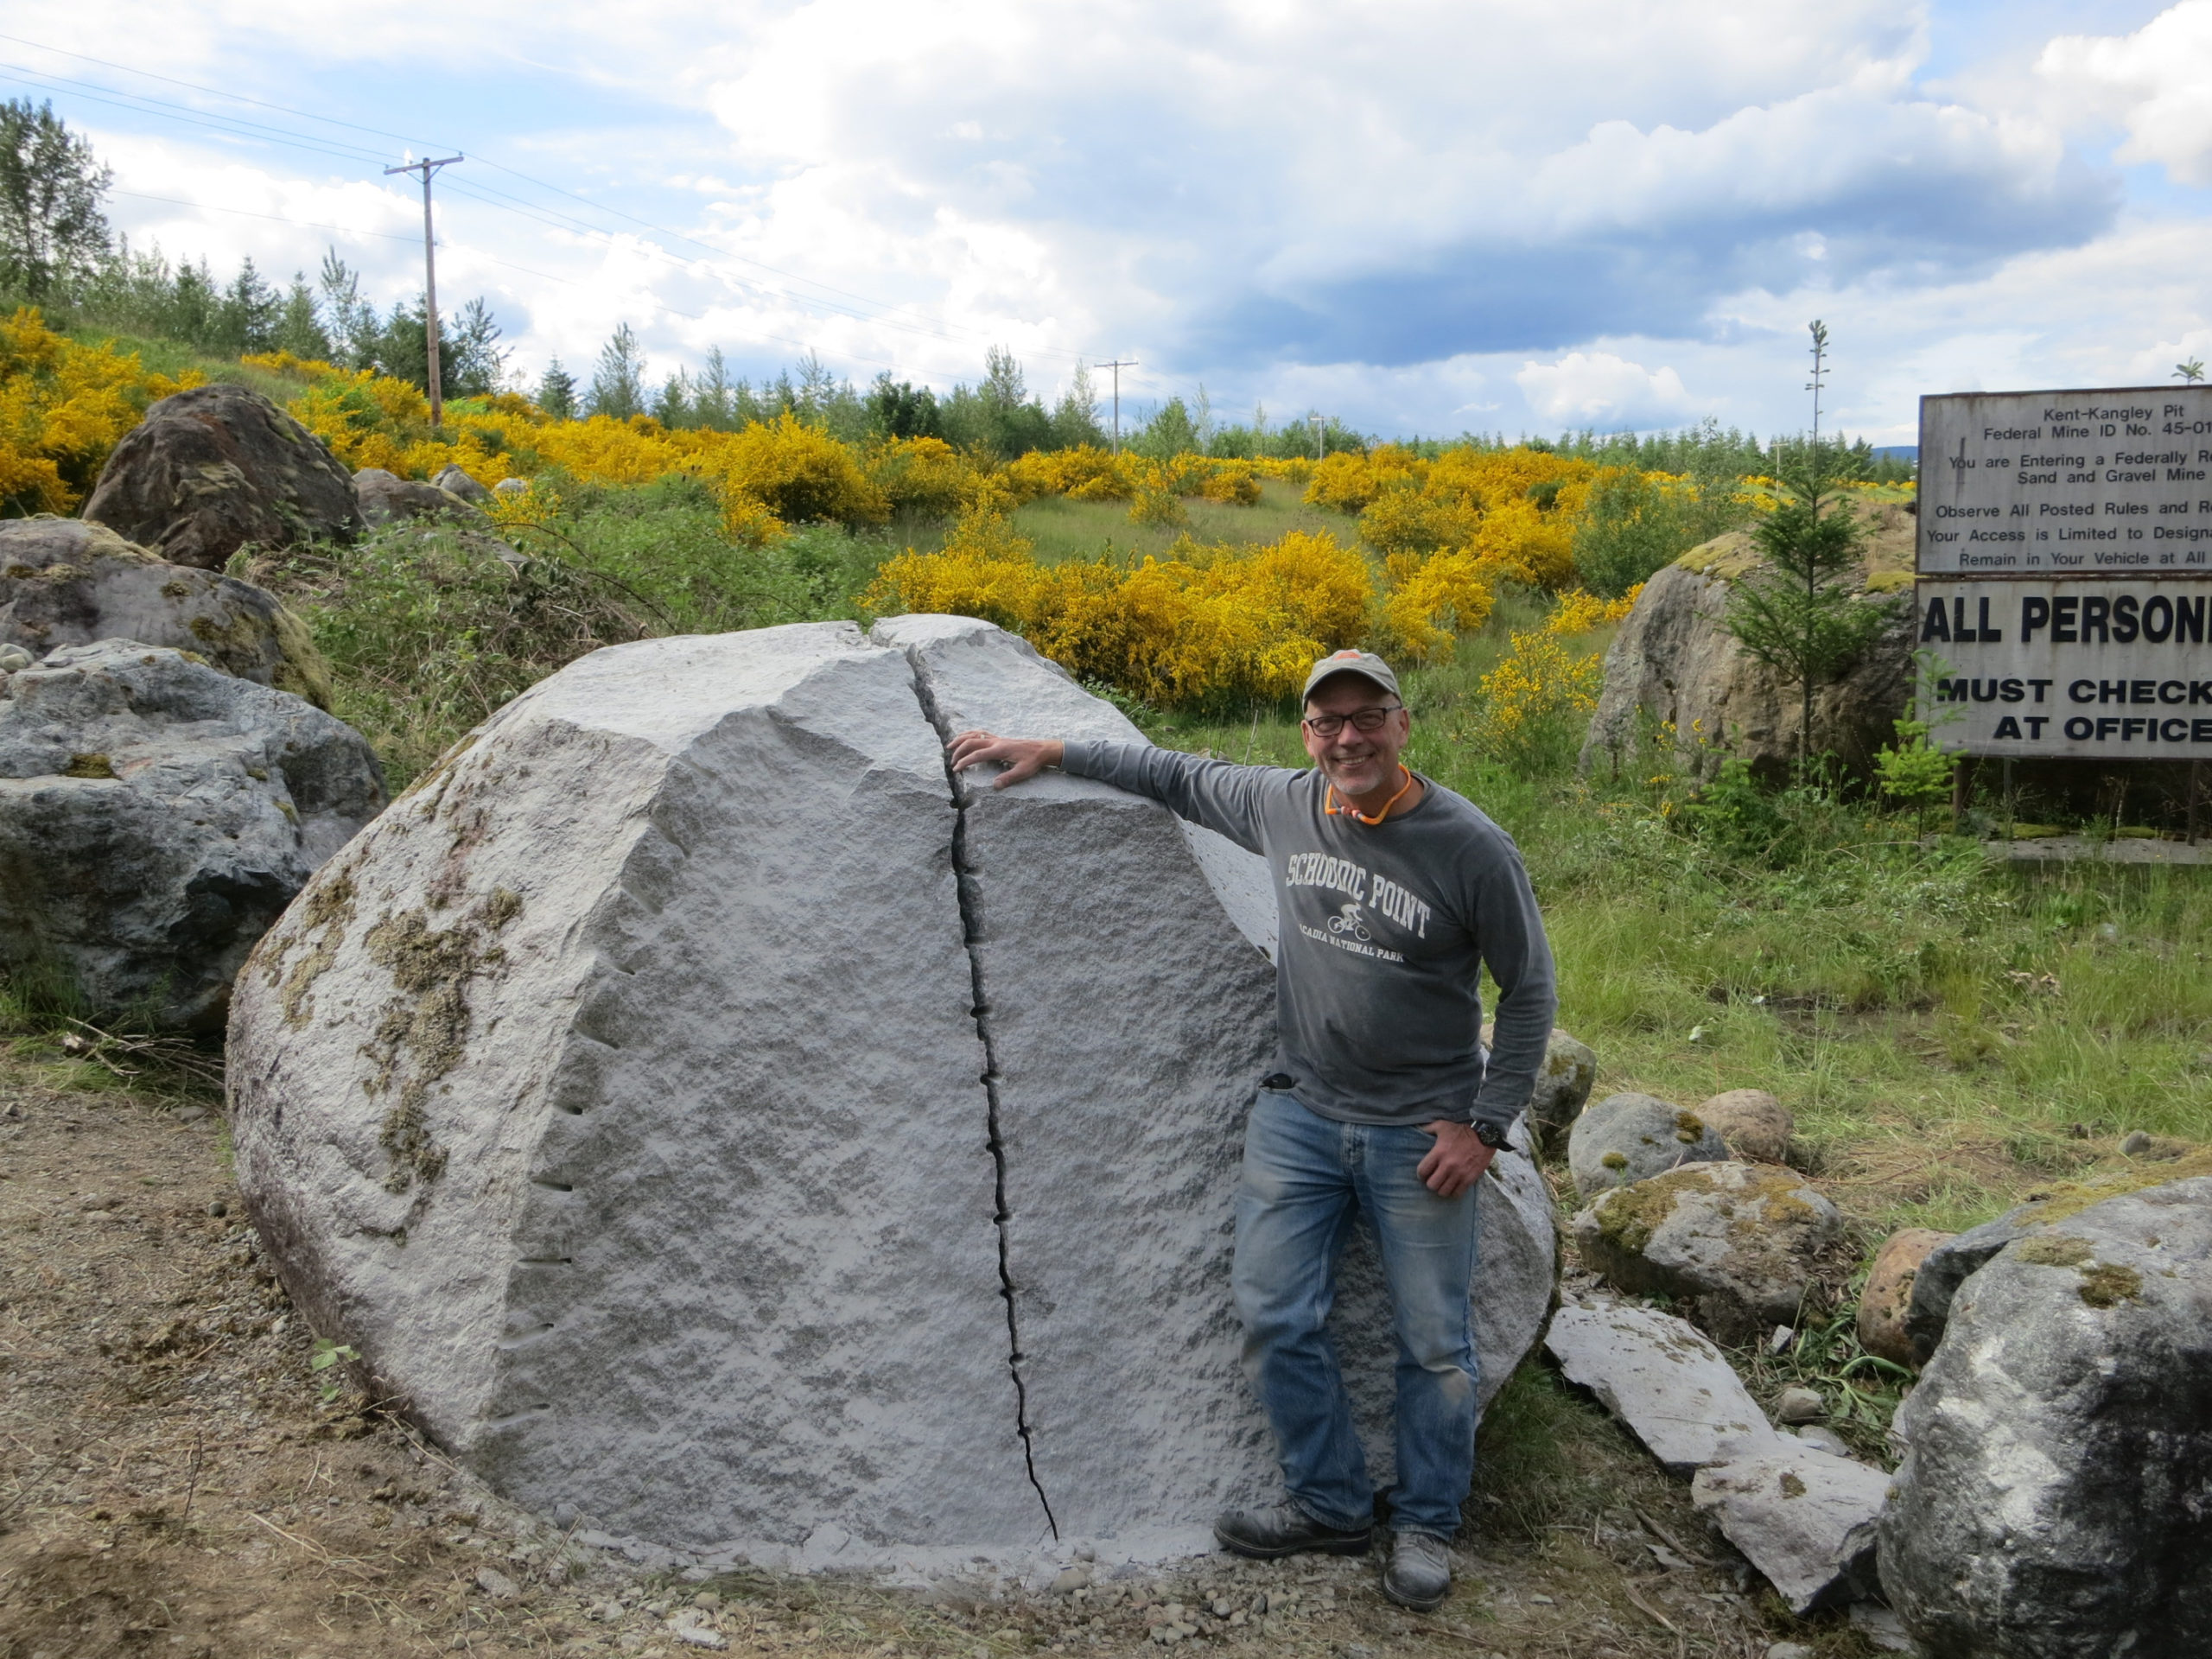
left=1232, top=1088, right=1480, bottom=1539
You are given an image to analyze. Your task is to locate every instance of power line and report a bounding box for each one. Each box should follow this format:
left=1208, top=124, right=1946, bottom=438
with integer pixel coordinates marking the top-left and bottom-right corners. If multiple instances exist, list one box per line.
left=111, top=189, right=419, bottom=245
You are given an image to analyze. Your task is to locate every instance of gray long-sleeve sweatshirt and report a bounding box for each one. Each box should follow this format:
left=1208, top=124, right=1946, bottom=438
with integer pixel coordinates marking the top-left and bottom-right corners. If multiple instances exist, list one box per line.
left=1059, top=741, right=1557, bottom=1132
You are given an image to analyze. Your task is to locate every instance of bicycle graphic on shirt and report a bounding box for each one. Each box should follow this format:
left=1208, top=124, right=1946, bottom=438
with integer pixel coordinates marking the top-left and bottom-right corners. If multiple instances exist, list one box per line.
left=1327, top=902, right=1373, bottom=943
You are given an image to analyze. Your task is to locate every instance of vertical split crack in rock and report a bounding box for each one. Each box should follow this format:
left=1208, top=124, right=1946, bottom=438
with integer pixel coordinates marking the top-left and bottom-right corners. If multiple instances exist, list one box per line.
left=903, top=651, right=1060, bottom=1541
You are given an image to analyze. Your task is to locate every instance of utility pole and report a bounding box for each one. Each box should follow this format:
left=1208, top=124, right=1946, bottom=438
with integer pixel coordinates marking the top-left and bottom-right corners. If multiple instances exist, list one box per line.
left=385, top=153, right=465, bottom=427
left=1101, top=359, right=1137, bottom=454
left=1309, top=410, right=1325, bottom=461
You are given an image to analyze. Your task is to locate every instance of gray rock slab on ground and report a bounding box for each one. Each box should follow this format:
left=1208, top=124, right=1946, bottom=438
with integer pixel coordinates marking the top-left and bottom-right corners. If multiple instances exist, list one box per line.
left=877, top=613, right=1558, bottom=1528
left=83, top=383, right=360, bottom=568
left=1879, top=1176, right=2212, bottom=1658
left=1544, top=1298, right=1784, bottom=1476
left=1693, top=1444, right=1890, bottom=1613
left=1567, top=1092, right=1730, bottom=1198
left=232, top=621, right=1041, bottom=1558
left=0, top=640, right=384, bottom=1027
left=0, top=517, right=333, bottom=707
left=1572, top=1161, right=1844, bottom=1336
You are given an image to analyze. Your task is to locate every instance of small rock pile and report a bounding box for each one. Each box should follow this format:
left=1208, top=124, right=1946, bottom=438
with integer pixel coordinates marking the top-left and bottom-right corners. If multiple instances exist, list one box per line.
left=1564, top=1086, right=1841, bottom=1343
left=1544, top=1066, right=2212, bottom=1655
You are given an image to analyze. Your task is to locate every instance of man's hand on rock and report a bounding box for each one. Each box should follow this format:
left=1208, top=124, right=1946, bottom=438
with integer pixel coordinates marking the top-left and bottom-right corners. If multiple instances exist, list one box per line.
left=1417, top=1121, right=1495, bottom=1199
left=947, top=730, right=1064, bottom=789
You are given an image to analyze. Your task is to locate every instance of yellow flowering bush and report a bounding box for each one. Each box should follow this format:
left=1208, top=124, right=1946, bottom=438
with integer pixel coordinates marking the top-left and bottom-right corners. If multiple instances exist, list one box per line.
left=870, top=435, right=982, bottom=519
left=1471, top=629, right=1605, bottom=766
left=0, top=309, right=199, bottom=513
left=1380, top=550, right=1497, bottom=664
left=1546, top=586, right=1642, bottom=634
left=872, top=519, right=1374, bottom=707
left=1358, top=485, right=1482, bottom=556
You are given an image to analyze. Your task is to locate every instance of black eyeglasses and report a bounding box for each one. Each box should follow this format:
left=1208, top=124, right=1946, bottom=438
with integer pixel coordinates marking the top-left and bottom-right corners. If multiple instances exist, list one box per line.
left=1302, top=705, right=1402, bottom=739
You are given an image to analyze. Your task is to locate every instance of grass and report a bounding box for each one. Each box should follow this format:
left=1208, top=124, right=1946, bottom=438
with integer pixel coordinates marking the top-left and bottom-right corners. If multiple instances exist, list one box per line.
left=63, top=325, right=308, bottom=404
left=1004, top=477, right=1347, bottom=563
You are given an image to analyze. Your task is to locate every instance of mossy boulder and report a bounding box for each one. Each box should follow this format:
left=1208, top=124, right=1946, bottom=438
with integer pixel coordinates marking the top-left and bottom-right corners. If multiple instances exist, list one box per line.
left=1578, top=496, right=1916, bottom=785
left=1880, top=1175, right=2212, bottom=1657
left=0, top=517, right=333, bottom=708
left=1572, top=1160, right=1844, bottom=1335
left=1567, top=1090, right=1729, bottom=1198
left=0, top=640, right=384, bottom=1028
left=83, top=383, right=360, bottom=569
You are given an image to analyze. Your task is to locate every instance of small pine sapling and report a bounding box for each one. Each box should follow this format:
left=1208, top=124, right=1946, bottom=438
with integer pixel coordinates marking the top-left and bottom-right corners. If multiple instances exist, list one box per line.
left=1724, top=322, right=1885, bottom=777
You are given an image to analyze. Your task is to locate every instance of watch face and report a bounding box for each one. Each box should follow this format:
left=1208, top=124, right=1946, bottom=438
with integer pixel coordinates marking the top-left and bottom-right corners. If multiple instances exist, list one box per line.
left=1475, top=1122, right=1510, bottom=1149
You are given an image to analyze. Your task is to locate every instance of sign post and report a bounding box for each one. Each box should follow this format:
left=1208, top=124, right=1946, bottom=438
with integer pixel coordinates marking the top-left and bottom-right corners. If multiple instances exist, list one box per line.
left=1915, top=388, right=2212, bottom=798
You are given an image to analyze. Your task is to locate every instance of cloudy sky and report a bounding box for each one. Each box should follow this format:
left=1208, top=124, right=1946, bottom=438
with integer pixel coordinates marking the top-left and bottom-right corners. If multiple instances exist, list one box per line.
left=7, top=1, right=2211, bottom=442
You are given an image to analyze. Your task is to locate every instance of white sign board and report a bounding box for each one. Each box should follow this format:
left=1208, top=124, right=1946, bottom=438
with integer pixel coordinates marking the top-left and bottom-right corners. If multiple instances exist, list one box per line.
left=1917, top=386, right=2212, bottom=578
left=1914, top=579, right=2212, bottom=757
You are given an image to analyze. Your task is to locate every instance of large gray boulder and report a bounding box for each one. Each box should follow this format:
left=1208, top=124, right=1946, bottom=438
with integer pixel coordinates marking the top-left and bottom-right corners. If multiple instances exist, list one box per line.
left=1567, top=1090, right=1728, bottom=1198
left=1879, top=1176, right=2212, bottom=1657
left=1578, top=500, right=1916, bottom=784
left=83, top=383, right=360, bottom=569
left=0, top=641, right=384, bottom=1028
left=0, top=518, right=333, bottom=708
left=228, top=616, right=1556, bottom=1565
left=1905, top=1150, right=2212, bottom=1361
left=1573, top=1161, right=1844, bottom=1337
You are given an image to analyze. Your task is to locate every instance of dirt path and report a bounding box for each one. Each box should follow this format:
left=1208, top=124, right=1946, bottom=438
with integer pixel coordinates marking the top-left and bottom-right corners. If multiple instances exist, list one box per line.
left=0, top=1061, right=1865, bottom=1659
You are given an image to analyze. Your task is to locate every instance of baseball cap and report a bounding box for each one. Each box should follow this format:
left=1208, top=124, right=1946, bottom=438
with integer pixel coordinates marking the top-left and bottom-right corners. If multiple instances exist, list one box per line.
left=1301, top=648, right=1401, bottom=704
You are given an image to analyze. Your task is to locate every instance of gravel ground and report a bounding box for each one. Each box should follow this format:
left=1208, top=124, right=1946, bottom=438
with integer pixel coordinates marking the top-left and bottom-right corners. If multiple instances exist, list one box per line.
left=0, top=1058, right=1878, bottom=1659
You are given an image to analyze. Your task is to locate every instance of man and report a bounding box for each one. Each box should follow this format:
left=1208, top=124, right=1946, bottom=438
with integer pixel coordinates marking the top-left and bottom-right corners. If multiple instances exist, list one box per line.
left=947, top=648, right=1556, bottom=1612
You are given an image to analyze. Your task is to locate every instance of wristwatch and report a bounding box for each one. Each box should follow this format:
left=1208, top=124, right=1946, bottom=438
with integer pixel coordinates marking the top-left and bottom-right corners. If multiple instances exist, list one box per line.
left=1471, top=1119, right=1513, bottom=1151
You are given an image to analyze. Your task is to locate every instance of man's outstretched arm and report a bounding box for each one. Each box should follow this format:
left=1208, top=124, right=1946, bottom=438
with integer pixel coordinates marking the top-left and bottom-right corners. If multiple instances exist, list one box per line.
left=947, top=729, right=1280, bottom=853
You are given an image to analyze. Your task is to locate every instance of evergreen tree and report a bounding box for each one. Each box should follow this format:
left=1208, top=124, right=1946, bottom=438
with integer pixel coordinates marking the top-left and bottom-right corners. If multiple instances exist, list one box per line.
left=317, top=251, right=382, bottom=370
left=1049, top=362, right=1104, bottom=449
left=212, top=257, right=281, bottom=355
left=693, top=348, right=736, bottom=430
left=653, top=369, right=691, bottom=427
left=273, top=271, right=331, bottom=359
left=0, top=99, right=111, bottom=301
left=868, top=372, right=942, bottom=440
left=1724, top=323, right=1885, bottom=776
left=587, top=323, right=645, bottom=419
left=537, top=358, right=578, bottom=419
left=442, top=296, right=507, bottom=397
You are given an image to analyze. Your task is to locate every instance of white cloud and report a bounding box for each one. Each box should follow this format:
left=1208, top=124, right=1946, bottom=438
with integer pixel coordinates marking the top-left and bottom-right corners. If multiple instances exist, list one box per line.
left=1, top=0, right=2202, bottom=437
left=1516, top=353, right=1694, bottom=425
left=2039, top=2, right=2212, bottom=185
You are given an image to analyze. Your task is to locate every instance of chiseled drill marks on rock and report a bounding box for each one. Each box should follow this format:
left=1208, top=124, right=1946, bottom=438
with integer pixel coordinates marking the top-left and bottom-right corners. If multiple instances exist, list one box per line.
left=232, top=623, right=1045, bottom=1558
